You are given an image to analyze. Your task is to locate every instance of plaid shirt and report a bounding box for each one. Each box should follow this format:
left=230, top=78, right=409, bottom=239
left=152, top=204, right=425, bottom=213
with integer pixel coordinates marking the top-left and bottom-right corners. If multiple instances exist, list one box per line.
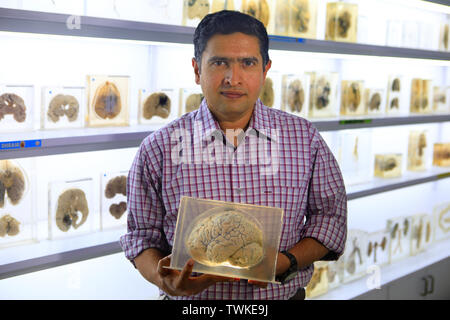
left=120, top=99, right=347, bottom=300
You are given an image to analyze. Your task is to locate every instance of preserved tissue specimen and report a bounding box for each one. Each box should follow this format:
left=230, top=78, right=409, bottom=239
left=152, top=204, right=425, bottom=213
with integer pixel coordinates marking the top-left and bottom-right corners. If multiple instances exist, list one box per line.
left=374, top=154, right=402, bottom=178
left=367, top=237, right=387, bottom=263
left=186, top=0, right=210, bottom=20
left=143, top=92, right=171, bottom=119
left=212, top=0, right=235, bottom=12
left=259, top=77, right=274, bottom=107
left=407, top=131, right=427, bottom=171
left=0, top=214, right=20, bottom=237
left=0, top=93, right=26, bottom=122
left=93, top=81, right=122, bottom=119
left=341, top=81, right=362, bottom=114
left=185, top=93, right=204, bottom=113
left=105, top=175, right=127, bottom=219
left=186, top=209, right=264, bottom=268
left=291, top=0, right=311, bottom=34
left=433, top=143, right=450, bottom=167
left=0, top=160, right=26, bottom=207
left=410, top=79, right=430, bottom=113
left=315, top=76, right=331, bottom=109
left=287, top=79, right=305, bottom=113
left=368, top=92, right=381, bottom=111
left=241, top=0, right=270, bottom=27
left=55, top=188, right=89, bottom=232
left=47, top=94, right=79, bottom=122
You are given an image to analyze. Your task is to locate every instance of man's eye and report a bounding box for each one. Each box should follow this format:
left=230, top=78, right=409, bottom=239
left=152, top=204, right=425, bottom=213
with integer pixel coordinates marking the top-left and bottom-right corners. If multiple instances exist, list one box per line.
left=214, top=61, right=227, bottom=66
left=243, top=60, right=256, bottom=67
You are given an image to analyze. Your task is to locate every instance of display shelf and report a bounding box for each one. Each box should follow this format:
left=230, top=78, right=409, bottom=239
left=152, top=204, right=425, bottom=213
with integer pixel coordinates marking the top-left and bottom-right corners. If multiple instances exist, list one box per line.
left=347, top=167, right=450, bottom=200
left=0, top=8, right=449, bottom=61
left=0, top=227, right=124, bottom=280
left=312, top=237, right=450, bottom=300
left=314, top=114, right=450, bottom=132
left=0, top=125, right=159, bottom=160
left=2, top=115, right=449, bottom=160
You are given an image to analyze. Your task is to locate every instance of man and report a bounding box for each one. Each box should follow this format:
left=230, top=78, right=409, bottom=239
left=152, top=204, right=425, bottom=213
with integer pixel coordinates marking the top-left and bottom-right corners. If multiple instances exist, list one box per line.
left=120, top=10, right=347, bottom=300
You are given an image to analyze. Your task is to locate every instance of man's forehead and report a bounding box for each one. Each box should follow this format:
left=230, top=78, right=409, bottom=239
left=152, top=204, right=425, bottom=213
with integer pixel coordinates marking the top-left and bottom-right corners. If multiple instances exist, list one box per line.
left=203, top=32, right=262, bottom=58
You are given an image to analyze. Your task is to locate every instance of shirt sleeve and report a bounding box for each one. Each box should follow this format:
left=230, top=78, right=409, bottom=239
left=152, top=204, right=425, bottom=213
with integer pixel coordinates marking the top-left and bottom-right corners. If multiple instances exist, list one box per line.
left=119, top=136, right=170, bottom=264
left=300, top=127, right=348, bottom=260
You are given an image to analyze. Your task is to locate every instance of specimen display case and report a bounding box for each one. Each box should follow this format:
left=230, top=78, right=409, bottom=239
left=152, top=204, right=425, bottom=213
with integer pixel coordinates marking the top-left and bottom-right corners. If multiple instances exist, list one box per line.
left=410, top=79, right=433, bottom=115
left=374, top=153, right=403, bottom=178
left=86, top=75, right=130, bottom=127
left=407, top=130, right=428, bottom=172
left=0, top=85, right=34, bottom=133
left=41, top=86, right=85, bottom=130
left=169, top=196, right=283, bottom=283
left=101, top=171, right=128, bottom=230
left=340, top=80, right=365, bottom=117
left=387, top=216, right=413, bottom=263
left=273, top=0, right=318, bottom=39
left=281, top=73, right=310, bottom=118
left=433, top=201, right=450, bottom=242
left=433, top=142, right=450, bottom=167
left=138, top=88, right=178, bottom=125
left=341, top=229, right=369, bottom=283
left=48, top=177, right=96, bottom=240
left=0, top=1, right=448, bottom=300
left=325, top=2, right=358, bottom=43
left=305, top=261, right=328, bottom=298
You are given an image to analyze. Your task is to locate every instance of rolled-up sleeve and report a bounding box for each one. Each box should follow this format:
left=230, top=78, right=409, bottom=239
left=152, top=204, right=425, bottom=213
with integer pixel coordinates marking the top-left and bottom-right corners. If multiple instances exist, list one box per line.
left=301, top=128, right=347, bottom=260
left=119, top=136, right=170, bottom=264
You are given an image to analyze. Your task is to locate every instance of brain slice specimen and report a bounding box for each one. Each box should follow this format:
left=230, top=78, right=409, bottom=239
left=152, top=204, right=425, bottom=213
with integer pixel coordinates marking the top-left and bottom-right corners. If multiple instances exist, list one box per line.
left=55, top=188, right=89, bottom=232
left=186, top=210, right=264, bottom=268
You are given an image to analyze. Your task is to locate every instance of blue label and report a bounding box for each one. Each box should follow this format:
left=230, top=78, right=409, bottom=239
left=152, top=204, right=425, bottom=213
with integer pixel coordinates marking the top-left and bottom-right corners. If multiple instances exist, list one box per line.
left=0, top=139, right=42, bottom=150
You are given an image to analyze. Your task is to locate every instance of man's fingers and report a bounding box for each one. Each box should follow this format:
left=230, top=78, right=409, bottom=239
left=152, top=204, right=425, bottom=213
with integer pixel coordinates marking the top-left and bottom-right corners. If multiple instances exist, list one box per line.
left=157, top=255, right=171, bottom=276
left=179, top=258, right=195, bottom=283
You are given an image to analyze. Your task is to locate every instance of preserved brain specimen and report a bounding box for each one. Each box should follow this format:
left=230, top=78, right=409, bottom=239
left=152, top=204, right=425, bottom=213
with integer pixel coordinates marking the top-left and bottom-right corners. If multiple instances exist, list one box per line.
left=0, top=214, right=20, bottom=237
left=110, top=201, right=127, bottom=219
left=368, top=92, right=381, bottom=111
left=55, top=188, right=89, bottom=232
left=186, top=210, right=264, bottom=268
left=105, top=175, right=127, bottom=219
left=47, top=94, right=79, bottom=122
left=185, top=93, right=204, bottom=113
left=0, top=160, right=26, bottom=207
left=105, top=176, right=126, bottom=199
left=291, top=0, right=310, bottom=33
left=241, top=0, right=269, bottom=27
left=392, top=78, right=400, bottom=91
left=93, top=81, right=122, bottom=119
left=187, top=0, right=210, bottom=20
left=374, top=154, right=402, bottom=178
left=390, top=97, right=399, bottom=109
left=328, top=9, right=351, bottom=39
left=315, top=76, right=331, bottom=109
left=0, top=93, right=27, bottom=122
left=287, top=79, right=305, bottom=113
left=212, top=0, right=235, bottom=12
left=433, top=143, right=450, bottom=167
left=260, top=77, right=274, bottom=107
left=143, top=92, right=171, bottom=119
left=342, top=82, right=361, bottom=112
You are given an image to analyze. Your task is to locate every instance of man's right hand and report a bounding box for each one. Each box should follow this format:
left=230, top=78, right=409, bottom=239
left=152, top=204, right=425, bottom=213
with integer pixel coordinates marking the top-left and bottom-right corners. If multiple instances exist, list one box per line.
left=156, top=255, right=238, bottom=297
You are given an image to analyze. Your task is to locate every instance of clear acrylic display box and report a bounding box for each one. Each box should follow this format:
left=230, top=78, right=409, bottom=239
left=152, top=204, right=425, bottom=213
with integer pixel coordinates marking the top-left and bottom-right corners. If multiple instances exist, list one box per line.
left=179, top=88, right=204, bottom=117
left=240, top=0, right=271, bottom=29
left=410, top=79, right=432, bottom=115
left=260, top=70, right=282, bottom=110
left=438, top=22, right=449, bottom=52
left=432, top=142, right=450, bottom=167
left=365, top=230, right=390, bottom=268
left=0, top=158, right=36, bottom=248
left=48, top=177, right=96, bottom=240
left=308, top=72, right=339, bottom=119
left=432, top=86, right=448, bottom=113
left=182, top=0, right=211, bottom=27
left=410, top=213, right=434, bottom=256
left=274, top=0, right=317, bottom=39
left=374, top=153, right=402, bottom=178
left=340, top=80, right=366, bottom=117
left=341, top=229, right=369, bottom=284
left=281, top=73, right=310, bottom=118
left=407, top=130, right=428, bottom=172
left=364, top=88, right=385, bottom=116
left=86, top=75, right=130, bottom=127
left=0, top=84, right=34, bottom=133
left=100, top=171, right=128, bottom=230
left=433, top=202, right=450, bottom=242
left=305, top=261, right=328, bottom=298
left=41, top=86, right=85, bottom=130
left=386, top=75, right=402, bottom=115
left=336, top=129, right=372, bottom=186
left=138, top=88, right=178, bottom=125
left=168, top=196, right=284, bottom=283
left=325, top=2, right=358, bottom=43
left=326, top=258, right=344, bottom=290
left=387, top=216, right=413, bottom=263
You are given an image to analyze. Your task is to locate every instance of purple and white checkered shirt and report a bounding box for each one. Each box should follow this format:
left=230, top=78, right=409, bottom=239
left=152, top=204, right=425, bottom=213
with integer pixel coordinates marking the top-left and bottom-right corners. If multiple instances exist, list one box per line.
left=120, top=98, right=347, bottom=300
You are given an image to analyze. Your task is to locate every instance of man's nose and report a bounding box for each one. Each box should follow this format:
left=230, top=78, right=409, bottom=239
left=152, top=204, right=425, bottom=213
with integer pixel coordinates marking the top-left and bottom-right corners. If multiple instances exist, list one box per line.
left=224, top=63, right=243, bottom=86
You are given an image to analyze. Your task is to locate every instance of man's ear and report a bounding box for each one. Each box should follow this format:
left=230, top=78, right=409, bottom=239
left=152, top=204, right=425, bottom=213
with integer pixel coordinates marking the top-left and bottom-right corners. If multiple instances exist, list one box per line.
left=263, top=59, right=272, bottom=79
left=192, top=57, right=201, bottom=85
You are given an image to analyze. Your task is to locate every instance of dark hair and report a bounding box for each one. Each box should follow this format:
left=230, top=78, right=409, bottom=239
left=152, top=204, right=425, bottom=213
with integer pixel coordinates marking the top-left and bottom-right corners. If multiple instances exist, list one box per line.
left=193, top=10, right=270, bottom=70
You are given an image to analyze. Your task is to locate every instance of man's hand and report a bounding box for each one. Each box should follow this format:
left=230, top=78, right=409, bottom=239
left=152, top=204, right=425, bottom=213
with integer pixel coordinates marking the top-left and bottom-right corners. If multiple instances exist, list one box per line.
left=157, top=255, right=237, bottom=297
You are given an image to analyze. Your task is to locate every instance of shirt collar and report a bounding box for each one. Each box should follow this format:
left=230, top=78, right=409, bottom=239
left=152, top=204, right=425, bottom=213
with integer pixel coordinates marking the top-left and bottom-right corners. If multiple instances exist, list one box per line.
left=194, top=98, right=277, bottom=142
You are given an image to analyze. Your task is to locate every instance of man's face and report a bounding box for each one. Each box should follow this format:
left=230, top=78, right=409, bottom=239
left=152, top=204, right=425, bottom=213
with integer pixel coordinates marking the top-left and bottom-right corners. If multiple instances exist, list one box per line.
left=192, top=32, right=271, bottom=123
